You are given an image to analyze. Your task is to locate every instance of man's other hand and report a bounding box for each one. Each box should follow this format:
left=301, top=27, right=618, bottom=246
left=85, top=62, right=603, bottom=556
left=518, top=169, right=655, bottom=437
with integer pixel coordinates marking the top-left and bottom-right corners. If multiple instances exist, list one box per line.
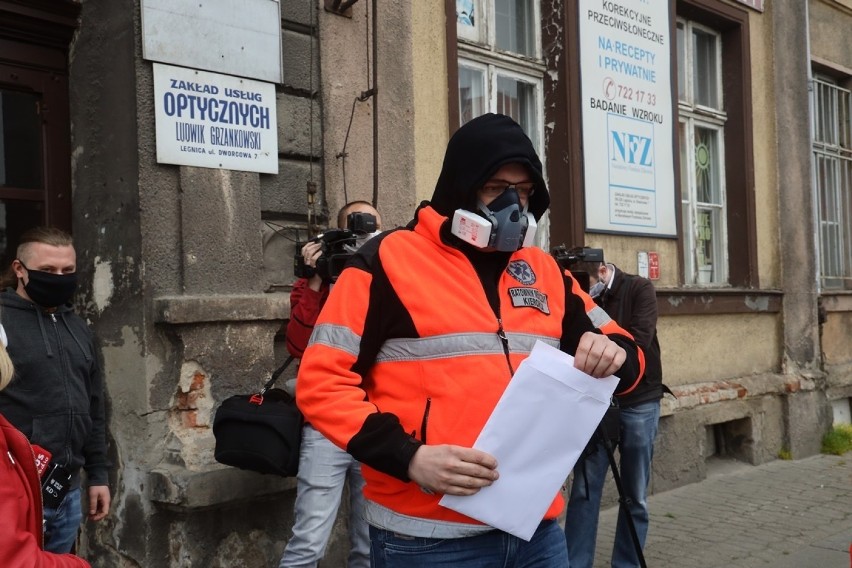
left=88, top=485, right=111, bottom=521
left=574, top=331, right=626, bottom=378
left=408, top=445, right=499, bottom=496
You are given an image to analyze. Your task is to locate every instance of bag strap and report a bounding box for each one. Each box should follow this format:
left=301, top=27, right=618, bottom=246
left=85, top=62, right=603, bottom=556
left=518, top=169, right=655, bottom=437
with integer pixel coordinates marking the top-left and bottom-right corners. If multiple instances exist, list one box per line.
left=259, top=356, right=296, bottom=396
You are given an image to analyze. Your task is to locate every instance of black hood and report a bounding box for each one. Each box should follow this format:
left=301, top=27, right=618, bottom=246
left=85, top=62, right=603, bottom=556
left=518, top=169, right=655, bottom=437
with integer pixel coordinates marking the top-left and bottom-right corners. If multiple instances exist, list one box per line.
left=429, top=113, right=550, bottom=221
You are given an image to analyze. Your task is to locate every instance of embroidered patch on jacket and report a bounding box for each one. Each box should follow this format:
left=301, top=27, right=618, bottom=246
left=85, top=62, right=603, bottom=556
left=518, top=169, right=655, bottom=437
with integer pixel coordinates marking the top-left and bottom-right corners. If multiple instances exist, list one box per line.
left=506, top=260, right=536, bottom=285
left=508, top=287, right=550, bottom=314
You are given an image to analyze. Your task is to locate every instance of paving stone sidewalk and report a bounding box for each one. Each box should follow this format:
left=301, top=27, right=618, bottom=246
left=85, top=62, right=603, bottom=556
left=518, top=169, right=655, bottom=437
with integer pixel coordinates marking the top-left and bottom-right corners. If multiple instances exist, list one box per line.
left=592, top=454, right=852, bottom=568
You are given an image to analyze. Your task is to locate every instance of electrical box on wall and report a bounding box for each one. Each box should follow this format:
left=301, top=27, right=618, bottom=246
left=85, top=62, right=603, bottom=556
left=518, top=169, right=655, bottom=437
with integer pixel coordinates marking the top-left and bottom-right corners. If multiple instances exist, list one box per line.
left=637, top=251, right=649, bottom=278
left=637, top=251, right=660, bottom=280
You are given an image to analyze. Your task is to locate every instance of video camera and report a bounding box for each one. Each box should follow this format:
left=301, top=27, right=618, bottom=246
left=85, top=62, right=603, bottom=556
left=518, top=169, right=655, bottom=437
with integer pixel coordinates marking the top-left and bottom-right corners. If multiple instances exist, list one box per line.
left=294, top=211, right=378, bottom=283
left=551, top=245, right=605, bottom=293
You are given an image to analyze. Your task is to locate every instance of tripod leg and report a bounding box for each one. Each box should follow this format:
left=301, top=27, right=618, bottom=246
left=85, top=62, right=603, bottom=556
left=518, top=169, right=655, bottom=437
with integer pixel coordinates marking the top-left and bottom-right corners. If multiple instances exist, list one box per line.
left=600, top=433, right=648, bottom=568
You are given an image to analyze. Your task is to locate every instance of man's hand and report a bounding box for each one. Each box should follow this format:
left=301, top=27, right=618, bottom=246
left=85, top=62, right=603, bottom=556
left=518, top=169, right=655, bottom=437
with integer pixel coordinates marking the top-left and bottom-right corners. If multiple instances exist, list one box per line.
left=408, top=445, right=499, bottom=496
left=301, top=241, right=324, bottom=291
left=88, top=485, right=111, bottom=522
left=574, top=331, right=626, bottom=378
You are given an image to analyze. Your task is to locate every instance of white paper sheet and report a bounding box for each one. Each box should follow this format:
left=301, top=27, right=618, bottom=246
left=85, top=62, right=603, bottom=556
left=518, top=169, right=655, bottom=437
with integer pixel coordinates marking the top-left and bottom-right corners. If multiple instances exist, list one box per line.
left=439, top=340, right=618, bottom=540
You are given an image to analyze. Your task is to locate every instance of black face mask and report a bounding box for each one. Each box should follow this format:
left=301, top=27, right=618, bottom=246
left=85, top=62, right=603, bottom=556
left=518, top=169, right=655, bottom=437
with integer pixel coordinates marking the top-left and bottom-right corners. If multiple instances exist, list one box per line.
left=18, top=262, right=78, bottom=307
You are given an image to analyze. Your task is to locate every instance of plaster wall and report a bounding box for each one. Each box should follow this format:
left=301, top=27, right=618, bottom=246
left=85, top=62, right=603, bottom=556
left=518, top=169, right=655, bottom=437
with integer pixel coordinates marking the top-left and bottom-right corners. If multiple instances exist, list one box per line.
left=657, top=313, right=781, bottom=385
left=809, top=0, right=852, bottom=69
left=747, top=9, right=781, bottom=290
left=822, top=312, right=852, bottom=365
left=412, top=1, right=451, bottom=205
left=772, top=0, right=820, bottom=373
left=583, top=234, right=680, bottom=288
left=319, top=0, right=418, bottom=231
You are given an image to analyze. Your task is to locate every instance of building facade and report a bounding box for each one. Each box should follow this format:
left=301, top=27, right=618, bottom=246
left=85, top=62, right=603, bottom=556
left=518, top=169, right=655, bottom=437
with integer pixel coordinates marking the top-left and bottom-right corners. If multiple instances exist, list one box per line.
left=0, top=0, right=850, bottom=565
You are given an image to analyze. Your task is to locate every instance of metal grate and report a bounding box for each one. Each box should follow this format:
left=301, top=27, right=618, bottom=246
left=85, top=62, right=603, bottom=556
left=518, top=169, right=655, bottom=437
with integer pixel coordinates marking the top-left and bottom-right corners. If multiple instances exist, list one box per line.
left=813, top=78, right=852, bottom=289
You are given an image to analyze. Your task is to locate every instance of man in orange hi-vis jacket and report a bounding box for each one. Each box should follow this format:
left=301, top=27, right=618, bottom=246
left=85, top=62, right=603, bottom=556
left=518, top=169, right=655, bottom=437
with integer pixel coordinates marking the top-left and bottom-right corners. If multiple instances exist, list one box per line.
left=296, top=113, right=645, bottom=567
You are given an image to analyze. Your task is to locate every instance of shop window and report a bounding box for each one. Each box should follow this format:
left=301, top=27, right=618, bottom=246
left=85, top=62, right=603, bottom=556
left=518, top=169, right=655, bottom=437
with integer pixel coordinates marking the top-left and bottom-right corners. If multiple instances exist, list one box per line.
left=677, top=20, right=728, bottom=286
left=812, top=75, right=852, bottom=290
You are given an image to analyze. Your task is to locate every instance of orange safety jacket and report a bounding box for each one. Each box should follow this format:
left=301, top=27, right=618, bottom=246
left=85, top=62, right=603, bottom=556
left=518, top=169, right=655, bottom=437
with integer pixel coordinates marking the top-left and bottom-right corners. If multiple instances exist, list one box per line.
left=297, top=205, right=644, bottom=533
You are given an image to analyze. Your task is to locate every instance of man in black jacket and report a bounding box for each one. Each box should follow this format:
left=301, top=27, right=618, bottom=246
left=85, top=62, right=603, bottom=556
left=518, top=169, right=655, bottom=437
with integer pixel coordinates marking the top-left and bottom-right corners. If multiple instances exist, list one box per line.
left=0, top=227, right=110, bottom=554
left=564, top=259, right=664, bottom=568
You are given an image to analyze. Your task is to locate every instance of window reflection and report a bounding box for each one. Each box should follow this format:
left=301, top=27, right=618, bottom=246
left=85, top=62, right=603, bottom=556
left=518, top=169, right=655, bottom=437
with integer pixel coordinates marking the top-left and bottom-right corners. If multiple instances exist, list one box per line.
left=0, top=90, right=43, bottom=190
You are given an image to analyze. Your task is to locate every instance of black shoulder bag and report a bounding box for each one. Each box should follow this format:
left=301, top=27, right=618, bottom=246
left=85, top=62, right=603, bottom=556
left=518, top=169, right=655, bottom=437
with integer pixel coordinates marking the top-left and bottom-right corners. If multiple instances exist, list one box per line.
left=213, top=356, right=303, bottom=476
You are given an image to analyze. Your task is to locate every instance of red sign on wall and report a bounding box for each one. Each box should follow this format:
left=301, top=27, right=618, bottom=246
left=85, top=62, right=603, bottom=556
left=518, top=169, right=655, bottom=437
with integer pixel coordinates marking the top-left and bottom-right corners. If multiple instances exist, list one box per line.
left=648, top=252, right=660, bottom=280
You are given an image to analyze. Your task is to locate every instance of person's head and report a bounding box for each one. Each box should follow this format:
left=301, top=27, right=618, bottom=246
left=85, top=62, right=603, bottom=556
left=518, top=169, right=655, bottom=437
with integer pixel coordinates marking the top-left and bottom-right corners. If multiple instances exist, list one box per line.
left=337, top=201, right=382, bottom=231
left=571, top=260, right=609, bottom=285
left=430, top=113, right=550, bottom=252
left=11, top=227, right=78, bottom=308
left=570, top=259, right=612, bottom=298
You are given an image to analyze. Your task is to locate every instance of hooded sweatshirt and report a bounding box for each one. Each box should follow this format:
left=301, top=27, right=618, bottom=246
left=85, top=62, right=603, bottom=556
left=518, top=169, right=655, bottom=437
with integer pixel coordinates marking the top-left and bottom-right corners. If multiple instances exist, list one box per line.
left=296, top=113, right=643, bottom=537
left=0, top=289, right=109, bottom=489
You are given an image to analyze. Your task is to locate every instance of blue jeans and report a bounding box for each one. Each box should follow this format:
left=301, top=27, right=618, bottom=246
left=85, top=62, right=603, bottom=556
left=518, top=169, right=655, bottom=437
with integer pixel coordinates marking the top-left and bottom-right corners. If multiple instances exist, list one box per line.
left=43, top=486, right=83, bottom=554
left=370, top=519, right=568, bottom=567
left=564, top=401, right=660, bottom=568
left=279, top=424, right=370, bottom=568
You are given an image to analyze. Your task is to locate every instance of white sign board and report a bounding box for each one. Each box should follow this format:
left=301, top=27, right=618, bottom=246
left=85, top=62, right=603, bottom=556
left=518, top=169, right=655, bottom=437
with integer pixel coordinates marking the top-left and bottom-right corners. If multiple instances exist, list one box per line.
left=153, top=63, right=278, bottom=174
left=142, top=0, right=282, bottom=84
left=579, top=0, right=677, bottom=236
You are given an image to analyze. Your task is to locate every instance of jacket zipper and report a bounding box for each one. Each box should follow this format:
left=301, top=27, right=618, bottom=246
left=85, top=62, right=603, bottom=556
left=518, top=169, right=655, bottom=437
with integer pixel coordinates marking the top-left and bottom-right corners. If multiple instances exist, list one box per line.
left=419, top=398, right=431, bottom=444
left=49, top=312, right=73, bottom=467
left=496, top=316, right=515, bottom=376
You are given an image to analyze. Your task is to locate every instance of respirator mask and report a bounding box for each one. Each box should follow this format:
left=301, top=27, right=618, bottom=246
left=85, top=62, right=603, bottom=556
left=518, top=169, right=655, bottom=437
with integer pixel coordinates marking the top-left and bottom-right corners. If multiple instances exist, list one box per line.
left=450, top=186, right=537, bottom=252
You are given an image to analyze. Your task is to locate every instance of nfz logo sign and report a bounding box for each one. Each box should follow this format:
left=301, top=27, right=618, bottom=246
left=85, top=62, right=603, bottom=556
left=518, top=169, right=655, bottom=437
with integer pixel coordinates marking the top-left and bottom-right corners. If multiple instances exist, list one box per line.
left=611, top=131, right=653, bottom=167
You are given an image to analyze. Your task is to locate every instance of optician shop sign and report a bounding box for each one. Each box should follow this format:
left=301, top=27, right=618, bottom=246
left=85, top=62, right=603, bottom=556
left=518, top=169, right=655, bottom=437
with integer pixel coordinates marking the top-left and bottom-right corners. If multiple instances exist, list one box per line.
left=153, top=63, right=278, bottom=174
left=579, top=0, right=677, bottom=237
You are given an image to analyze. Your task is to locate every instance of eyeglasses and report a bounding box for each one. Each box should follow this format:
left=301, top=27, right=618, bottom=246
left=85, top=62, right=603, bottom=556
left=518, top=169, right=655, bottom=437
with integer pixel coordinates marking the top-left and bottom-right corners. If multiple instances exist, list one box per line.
left=479, top=182, right=536, bottom=200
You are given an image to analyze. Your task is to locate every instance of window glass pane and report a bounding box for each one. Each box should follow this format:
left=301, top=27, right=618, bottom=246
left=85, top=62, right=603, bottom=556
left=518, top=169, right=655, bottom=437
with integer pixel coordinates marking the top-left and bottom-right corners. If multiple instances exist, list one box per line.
left=0, top=200, right=44, bottom=269
left=677, top=22, right=686, bottom=102
left=695, top=207, right=721, bottom=283
left=457, top=0, right=476, bottom=27
left=496, top=75, right=538, bottom=149
left=494, top=0, right=535, bottom=57
left=693, top=29, right=718, bottom=109
left=0, top=90, right=42, bottom=190
left=459, top=65, right=487, bottom=125
left=694, top=126, right=720, bottom=204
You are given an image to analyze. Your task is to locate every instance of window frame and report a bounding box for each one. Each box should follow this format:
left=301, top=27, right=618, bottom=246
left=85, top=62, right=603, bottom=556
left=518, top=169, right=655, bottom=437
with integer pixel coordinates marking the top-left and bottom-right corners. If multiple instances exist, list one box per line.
left=811, top=74, right=852, bottom=290
left=456, top=0, right=546, bottom=157
left=678, top=18, right=729, bottom=286
left=453, top=0, right=548, bottom=247
left=674, top=0, right=756, bottom=290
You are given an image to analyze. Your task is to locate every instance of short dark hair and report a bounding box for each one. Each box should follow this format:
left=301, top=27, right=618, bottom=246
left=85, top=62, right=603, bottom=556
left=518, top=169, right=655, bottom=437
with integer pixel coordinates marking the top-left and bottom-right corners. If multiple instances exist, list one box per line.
left=337, top=201, right=375, bottom=229
left=570, top=260, right=603, bottom=277
left=17, top=227, right=74, bottom=263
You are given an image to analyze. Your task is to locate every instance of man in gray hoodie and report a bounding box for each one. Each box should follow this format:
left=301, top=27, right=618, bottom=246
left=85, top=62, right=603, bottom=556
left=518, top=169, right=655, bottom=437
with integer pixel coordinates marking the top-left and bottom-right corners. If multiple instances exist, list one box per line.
left=0, top=227, right=110, bottom=554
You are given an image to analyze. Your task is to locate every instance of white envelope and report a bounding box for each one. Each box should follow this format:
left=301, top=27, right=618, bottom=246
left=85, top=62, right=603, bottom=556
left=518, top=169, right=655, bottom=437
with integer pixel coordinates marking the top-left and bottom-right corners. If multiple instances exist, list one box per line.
left=439, top=340, right=618, bottom=540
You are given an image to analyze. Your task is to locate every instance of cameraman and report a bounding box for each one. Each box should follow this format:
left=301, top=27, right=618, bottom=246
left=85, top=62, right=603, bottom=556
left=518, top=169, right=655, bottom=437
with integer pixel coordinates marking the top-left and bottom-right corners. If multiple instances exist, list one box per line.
left=563, top=256, right=665, bottom=568
left=278, top=201, right=381, bottom=568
